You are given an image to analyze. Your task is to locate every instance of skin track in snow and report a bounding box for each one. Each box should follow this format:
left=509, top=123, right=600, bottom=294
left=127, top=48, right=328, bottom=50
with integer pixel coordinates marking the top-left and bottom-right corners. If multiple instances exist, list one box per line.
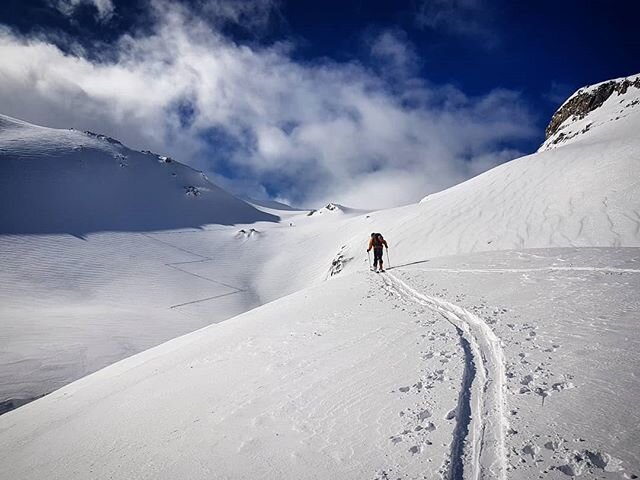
left=448, top=329, right=476, bottom=480
left=384, top=272, right=507, bottom=480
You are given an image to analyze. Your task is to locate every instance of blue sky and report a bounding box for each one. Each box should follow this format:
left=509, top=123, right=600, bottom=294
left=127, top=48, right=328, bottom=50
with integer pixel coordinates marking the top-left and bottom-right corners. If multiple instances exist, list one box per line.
left=0, top=0, right=638, bottom=208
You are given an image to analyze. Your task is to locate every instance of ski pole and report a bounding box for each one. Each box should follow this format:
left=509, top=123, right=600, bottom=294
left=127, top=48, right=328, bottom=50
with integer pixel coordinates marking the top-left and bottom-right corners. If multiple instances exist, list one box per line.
left=367, top=250, right=372, bottom=270
left=386, top=248, right=391, bottom=269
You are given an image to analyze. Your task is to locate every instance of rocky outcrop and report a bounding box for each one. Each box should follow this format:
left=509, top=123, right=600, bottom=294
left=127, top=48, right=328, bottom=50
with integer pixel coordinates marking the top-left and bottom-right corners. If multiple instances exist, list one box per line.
left=545, top=76, right=640, bottom=140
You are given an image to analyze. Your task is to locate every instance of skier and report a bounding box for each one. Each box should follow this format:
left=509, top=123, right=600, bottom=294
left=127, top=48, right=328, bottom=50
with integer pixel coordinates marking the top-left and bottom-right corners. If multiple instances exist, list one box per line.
left=367, top=232, right=388, bottom=272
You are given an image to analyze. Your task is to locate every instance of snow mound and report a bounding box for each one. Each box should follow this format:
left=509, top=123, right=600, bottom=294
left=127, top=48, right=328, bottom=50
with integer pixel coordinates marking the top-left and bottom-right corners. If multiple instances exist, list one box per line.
left=0, top=114, right=277, bottom=235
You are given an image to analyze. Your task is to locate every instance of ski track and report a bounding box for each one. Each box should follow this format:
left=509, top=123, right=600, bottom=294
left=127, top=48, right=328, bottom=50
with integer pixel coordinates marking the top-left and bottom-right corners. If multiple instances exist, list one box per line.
left=141, top=232, right=247, bottom=309
left=401, top=266, right=640, bottom=275
left=448, top=330, right=476, bottom=480
left=383, top=271, right=507, bottom=480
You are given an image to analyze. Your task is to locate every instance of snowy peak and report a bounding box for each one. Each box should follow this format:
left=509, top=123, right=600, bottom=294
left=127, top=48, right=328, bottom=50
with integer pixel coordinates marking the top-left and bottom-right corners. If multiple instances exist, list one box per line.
left=540, top=73, right=640, bottom=151
left=307, top=203, right=364, bottom=216
left=0, top=114, right=277, bottom=235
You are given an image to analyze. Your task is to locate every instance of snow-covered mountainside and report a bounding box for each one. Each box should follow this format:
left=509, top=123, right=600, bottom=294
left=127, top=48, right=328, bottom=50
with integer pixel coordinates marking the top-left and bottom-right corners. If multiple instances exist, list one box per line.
left=339, top=79, right=640, bottom=268
left=540, top=73, right=640, bottom=151
left=0, top=74, right=639, bottom=479
left=0, top=114, right=276, bottom=235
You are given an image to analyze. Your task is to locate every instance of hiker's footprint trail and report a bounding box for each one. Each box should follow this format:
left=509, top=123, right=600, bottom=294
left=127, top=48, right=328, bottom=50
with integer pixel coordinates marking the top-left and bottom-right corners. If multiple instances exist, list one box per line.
left=383, top=272, right=507, bottom=480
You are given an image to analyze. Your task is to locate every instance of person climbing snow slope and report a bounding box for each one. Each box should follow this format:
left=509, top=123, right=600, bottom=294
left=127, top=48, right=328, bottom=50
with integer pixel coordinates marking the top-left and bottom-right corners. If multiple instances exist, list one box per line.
left=367, top=232, right=388, bottom=272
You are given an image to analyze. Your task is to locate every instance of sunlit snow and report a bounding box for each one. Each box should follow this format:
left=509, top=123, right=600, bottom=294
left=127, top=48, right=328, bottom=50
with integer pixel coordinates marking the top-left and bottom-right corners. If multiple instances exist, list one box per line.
left=0, top=75, right=639, bottom=479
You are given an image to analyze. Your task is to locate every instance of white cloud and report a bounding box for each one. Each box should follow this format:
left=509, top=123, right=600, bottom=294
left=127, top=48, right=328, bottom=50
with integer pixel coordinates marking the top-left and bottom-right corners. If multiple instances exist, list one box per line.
left=0, top=1, right=535, bottom=209
left=51, top=0, right=115, bottom=21
left=370, top=30, right=419, bottom=79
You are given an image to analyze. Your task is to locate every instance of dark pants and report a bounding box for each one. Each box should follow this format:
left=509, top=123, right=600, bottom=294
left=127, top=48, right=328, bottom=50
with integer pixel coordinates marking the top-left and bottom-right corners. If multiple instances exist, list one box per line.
left=373, top=248, right=384, bottom=268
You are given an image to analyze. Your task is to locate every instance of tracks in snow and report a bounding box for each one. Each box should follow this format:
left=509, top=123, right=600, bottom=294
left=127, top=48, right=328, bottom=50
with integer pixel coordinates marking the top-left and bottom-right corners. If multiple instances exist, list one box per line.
left=140, top=233, right=246, bottom=309
left=402, top=266, right=640, bottom=275
left=383, top=272, right=507, bottom=480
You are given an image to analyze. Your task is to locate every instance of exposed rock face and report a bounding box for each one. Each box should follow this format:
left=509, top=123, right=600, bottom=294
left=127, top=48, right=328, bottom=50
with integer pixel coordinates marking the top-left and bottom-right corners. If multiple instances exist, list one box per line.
left=545, top=77, right=640, bottom=140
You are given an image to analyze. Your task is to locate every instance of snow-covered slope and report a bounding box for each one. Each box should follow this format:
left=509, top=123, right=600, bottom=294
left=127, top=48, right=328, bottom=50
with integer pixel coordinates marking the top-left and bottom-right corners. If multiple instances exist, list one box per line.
left=540, top=73, right=640, bottom=151
left=0, top=114, right=276, bottom=235
left=1, top=248, right=638, bottom=480
left=1, top=75, right=640, bottom=479
left=331, top=75, right=640, bottom=270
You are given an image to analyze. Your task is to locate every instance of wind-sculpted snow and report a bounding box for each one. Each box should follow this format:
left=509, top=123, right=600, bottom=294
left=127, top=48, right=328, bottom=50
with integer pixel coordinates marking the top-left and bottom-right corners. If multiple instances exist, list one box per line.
left=0, top=114, right=276, bottom=235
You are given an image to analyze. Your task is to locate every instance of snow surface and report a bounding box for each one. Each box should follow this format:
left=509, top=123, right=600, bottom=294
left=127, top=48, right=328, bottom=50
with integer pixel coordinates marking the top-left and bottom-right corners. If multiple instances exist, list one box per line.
left=1, top=249, right=638, bottom=479
left=1, top=74, right=640, bottom=479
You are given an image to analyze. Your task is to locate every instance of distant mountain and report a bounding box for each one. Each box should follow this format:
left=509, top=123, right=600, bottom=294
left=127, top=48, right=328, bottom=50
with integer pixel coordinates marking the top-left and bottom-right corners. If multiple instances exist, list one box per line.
left=0, top=114, right=277, bottom=235
left=307, top=203, right=368, bottom=217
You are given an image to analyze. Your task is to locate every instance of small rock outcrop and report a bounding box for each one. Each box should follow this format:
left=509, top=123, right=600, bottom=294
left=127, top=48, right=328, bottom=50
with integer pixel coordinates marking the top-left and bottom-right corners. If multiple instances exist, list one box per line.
left=329, top=245, right=352, bottom=276
left=545, top=76, right=640, bottom=140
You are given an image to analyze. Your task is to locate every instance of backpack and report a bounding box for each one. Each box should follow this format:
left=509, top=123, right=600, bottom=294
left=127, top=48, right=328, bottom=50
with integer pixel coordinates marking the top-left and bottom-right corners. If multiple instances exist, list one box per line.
left=372, top=233, right=384, bottom=248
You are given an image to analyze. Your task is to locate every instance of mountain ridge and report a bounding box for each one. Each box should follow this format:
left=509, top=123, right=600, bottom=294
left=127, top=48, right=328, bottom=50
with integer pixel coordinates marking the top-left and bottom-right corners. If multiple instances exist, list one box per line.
left=541, top=73, right=640, bottom=151
left=0, top=114, right=277, bottom=235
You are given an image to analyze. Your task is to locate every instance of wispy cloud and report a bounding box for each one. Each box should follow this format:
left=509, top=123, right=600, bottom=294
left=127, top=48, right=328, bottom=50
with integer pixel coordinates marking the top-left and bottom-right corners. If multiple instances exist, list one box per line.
left=415, top=0, right=498, bottom=47
left=197, top=0, right=280, bottom=32
left=50, top=0, right=115, bottom=21
left=0, top=0, right=535, bottom=209
left=369, top=29, right=419, bottom=79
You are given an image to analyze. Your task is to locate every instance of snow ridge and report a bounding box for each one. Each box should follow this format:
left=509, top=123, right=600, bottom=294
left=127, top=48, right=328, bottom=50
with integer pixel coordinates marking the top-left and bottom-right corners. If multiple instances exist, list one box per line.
left=0, top=113, right=276, bottom=235
left=385, top=272, right=507, bottom=480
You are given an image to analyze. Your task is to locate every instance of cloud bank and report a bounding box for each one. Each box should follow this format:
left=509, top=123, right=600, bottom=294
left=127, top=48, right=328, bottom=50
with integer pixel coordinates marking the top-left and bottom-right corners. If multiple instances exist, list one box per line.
left=0, top=1, right=536, bottom=209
